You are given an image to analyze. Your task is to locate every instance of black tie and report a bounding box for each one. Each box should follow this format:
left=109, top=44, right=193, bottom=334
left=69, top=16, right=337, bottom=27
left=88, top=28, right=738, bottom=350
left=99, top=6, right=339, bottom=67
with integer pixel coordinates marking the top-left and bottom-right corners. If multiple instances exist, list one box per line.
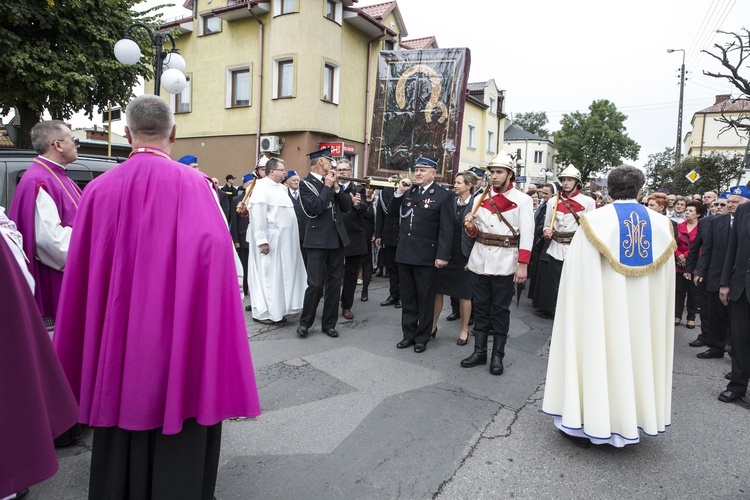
left=419, top=187, right=425, bottom=197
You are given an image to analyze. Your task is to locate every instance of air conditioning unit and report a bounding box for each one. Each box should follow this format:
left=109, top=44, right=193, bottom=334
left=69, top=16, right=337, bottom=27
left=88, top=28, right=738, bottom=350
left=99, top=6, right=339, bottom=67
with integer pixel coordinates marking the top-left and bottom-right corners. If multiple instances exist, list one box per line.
left=260, top=135, right=282, bottom=153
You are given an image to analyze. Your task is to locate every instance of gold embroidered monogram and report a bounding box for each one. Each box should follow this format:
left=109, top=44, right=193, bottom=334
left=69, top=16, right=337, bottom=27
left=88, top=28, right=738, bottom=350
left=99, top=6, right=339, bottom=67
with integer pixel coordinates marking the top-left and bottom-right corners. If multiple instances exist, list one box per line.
left=622, top=211, right=650, bottom=259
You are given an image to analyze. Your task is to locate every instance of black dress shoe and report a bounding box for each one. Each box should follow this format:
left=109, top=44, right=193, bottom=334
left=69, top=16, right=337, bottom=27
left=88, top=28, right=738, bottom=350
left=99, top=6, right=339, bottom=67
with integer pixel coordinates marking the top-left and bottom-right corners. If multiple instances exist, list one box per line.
left=414, top=343, right=426, bottom=353
left=296, top=325, right=308, bottom=337
left=697, top=348, right=724, bottom=359
left=380, top=296, right=398, bottom=306
left=718, top=390, right=745, bottom=402
left=396, top=339, right=414, bottom=349
left=395, top=299, right=402, bottom=308
left=446, top=312, right=460, bottom=321
left=559, top=430, right=591, bottom=449
left=725, top=372, right=732, bottom=380
left=14, top=489, right=30, bottom=499
left=457, top=336, right=468, bottom=346
left=361, top=292, right=368, bottom=302
left=245, top=304, right=252, bottom=312
left=431, top=326, right=438, bottom=338
left=689, top=338, right=707, bottom=347
left=325, top=328, right=339, bottom=338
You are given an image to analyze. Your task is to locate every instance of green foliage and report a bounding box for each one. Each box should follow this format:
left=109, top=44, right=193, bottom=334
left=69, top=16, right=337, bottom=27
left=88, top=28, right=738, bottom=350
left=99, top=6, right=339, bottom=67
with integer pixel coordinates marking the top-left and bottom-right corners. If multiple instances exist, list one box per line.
left=513, top=111, right=550, bottom=138
left=0, top=0, right=165, bottom=148
left=644, top=148, right=745, bottom=195
left=553, top=99, right=640, bottom=183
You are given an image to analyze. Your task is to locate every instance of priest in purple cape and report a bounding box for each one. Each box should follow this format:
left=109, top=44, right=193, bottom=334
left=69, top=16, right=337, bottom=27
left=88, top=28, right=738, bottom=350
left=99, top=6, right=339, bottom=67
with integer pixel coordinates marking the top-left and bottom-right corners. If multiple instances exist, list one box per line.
left=8, top=120, right=82, bottom=323
left=53, top=94, right=262, bottom=499
left=0, top=213, right=80, bottom=500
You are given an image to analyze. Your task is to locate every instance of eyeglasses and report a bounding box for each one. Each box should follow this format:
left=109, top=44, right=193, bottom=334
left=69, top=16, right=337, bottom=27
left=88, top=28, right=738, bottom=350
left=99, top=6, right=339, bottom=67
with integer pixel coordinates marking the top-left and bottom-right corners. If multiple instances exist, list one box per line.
left=53, top=137, right=80, bottom=147
left=715, top=203, right=727, bottom=207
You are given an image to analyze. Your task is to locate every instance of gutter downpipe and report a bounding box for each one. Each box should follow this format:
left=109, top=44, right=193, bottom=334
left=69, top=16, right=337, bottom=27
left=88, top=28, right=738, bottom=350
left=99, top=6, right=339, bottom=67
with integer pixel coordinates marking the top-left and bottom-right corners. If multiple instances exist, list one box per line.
left=363, top=30, right=387, bottom=177
left=249, top=5, right=264, bottom=161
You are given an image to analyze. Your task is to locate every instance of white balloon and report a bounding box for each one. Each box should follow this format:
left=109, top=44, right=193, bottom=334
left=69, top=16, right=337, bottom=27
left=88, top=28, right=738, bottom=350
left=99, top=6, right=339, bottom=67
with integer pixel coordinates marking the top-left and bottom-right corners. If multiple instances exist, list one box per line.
left=162, top=52, right=186, bottom=73
left=113, top=39, right=141, bottom=66
left=161, top=68, right=188, bottom=94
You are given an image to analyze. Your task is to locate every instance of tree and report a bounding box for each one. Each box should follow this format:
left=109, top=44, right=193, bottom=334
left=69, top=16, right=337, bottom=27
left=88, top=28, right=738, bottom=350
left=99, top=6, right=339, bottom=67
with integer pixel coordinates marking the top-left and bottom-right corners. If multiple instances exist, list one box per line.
left=553, top=99, right=640, bottom=183
left=703, top=29, right=750, bottom=136
left=513, top=111, right=550, bottom=138
left=0, top=1, right=162, bottom=149
left=644, top=148, right=744, bottom=195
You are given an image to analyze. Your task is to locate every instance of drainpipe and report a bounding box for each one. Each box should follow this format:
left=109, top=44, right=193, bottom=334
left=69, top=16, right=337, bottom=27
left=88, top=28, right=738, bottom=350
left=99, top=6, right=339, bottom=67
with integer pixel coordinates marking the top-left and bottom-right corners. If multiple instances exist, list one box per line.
left=249, top=6, right=264, bottom=161
left=699, top=112, right=706, bottom=158
left=363, top=31, right=387, bottom=176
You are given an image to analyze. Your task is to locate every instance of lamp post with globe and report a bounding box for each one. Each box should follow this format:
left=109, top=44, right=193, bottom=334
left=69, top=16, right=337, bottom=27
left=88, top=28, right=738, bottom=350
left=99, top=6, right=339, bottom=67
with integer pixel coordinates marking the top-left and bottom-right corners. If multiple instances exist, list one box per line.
left=114, top=22, right=187, bottom=96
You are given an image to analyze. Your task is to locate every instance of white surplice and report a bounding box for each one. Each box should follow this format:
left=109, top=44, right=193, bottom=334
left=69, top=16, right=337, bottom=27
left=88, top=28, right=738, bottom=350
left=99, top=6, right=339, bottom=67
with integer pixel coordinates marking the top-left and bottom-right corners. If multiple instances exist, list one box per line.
left=542, top=200, right=676, bottom=447
left=246, top=177, right=307, bottom=321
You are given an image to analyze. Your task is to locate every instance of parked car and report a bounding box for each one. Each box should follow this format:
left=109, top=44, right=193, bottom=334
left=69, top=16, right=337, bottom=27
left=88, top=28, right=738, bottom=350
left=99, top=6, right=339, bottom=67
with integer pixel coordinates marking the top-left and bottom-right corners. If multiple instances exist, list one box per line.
left=0, top=150, right=126, bottom=209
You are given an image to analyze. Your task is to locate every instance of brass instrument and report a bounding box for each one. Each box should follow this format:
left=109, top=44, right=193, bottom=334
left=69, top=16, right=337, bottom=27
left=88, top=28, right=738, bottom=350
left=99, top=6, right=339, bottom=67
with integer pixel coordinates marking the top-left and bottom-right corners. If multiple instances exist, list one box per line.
left=337, top=175, right=403, bottom=189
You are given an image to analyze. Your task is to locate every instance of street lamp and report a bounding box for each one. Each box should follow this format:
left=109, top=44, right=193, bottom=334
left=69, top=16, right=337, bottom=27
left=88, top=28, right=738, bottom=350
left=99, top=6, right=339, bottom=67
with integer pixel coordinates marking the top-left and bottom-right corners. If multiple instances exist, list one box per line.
left=114, top=22, right=187, bottom=96
left=667, top=48, right=686, bottom=166
left=539, top=167, right=555, bottom=182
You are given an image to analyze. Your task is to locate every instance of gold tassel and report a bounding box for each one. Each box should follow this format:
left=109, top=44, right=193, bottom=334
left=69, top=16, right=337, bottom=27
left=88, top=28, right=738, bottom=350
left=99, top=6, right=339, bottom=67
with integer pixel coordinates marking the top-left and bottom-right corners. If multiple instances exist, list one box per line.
left=580, top=213, right=677, bottom=277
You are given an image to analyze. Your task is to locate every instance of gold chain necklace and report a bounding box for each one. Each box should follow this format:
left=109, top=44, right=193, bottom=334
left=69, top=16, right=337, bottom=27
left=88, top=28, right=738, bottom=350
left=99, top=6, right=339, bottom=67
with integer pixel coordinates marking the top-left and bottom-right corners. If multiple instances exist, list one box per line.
left=128, top=148, right=173, bottom=161
left=33, top=158, right=81, bottom=208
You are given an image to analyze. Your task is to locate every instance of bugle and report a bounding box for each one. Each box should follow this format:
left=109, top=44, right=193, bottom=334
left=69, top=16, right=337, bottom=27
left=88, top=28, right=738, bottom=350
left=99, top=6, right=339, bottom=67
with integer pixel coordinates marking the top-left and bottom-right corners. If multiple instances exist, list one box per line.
left=337, top=175, right=402, bottom=189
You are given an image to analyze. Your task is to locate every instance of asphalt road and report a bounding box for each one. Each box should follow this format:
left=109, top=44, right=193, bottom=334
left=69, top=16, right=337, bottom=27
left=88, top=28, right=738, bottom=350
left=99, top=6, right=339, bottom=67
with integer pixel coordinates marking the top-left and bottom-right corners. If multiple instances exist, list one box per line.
left=31, top=275, right=750, bottom=499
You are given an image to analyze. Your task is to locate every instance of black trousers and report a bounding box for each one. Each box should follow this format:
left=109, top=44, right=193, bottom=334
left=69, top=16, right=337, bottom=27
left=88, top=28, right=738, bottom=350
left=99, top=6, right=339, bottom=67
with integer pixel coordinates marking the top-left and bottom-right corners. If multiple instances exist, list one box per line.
left=300, top=247, right=345, bottom=330
left=382, top=244, right=400, bottom=298
left=675, top=273, right=697, bottom=321
left=706, top=290, right=729, bottom=350
left=398, top=263, right=437, bottom=344
left=236, top=247, right=249, bottom=296
left=727, top=292, right=750, bottom=394
left=362, top=244, right=373, bottom=295
left=472, top=272, right=514, bottom=336
left=89, top=419, right=222, bottom=500
left=341, top=254, right=363, bottom=310
left=695, top=281, right=710, bottom=341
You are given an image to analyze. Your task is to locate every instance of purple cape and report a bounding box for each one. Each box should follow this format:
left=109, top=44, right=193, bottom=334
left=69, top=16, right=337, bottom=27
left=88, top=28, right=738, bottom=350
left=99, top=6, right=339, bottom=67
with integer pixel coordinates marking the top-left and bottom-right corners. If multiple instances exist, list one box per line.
left=53, top=149, right=261, bottom=435
left=8, top=157, right=81, bottom=318
left=0, top=237, right=79, bottom=498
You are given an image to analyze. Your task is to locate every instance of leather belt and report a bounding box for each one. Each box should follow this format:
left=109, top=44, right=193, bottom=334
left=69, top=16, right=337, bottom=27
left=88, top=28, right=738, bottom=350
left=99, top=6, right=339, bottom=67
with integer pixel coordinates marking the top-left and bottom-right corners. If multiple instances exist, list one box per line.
left=476, top=229, right=519, bottom=248
left=551, top=231, right=576, bottom=244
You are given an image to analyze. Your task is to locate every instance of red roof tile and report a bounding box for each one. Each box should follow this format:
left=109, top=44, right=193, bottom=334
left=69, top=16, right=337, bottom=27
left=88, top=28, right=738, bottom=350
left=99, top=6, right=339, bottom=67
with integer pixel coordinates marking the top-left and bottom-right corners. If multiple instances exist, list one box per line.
left=401, top=36, right=437, bottom=49
left=360, top=1, right=395, bottom=19
left=697, top=98, right=750, bottom=114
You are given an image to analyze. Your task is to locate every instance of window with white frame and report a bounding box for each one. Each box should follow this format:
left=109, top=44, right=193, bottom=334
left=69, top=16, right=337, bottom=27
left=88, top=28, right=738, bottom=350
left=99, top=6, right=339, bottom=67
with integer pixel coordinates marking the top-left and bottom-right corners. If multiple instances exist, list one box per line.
left=487, top=130, right=495, bottom=153
left=322, top=62, right=339, bottom=104
left=534, top=151, right=543, bottom=164
left=467, top=124, right=476, bottom=148
left=200, top=14, right=221, bottom=36
left=274, top=0, right=296, bottom=16
left=227, top=67, right=251, bottom=108
left=174, top=74, right=191, bottom=113
left=325, top=0, right=343, bottom=23
left=273, top=58, right=294, bottom=99
left=488, top=96, right=496, bottom=115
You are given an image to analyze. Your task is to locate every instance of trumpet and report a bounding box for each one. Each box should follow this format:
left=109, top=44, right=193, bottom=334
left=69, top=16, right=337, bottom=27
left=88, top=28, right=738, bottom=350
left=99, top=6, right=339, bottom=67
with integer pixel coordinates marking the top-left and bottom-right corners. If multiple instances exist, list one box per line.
left=337, top=175, right=403, bottom=188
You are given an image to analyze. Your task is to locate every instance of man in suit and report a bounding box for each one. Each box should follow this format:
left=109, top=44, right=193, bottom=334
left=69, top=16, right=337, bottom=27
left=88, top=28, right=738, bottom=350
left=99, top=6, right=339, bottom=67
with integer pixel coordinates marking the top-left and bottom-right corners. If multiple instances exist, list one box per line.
left=718, top=187, right=750, bottom=402
left=375, top=186, right=401, bottom=308
left=686, top=192, right=729, bottom=351
left=231, top=173, right=255, bottom=300
left=286, top=169, right=307, bottom=264
left=388, top=156, right=454, bottom=353
left=212, top=177, right=231, bottom=223
left=336, top=159, right=369, bottom=320
left=297, top=148, right=352, bottom=338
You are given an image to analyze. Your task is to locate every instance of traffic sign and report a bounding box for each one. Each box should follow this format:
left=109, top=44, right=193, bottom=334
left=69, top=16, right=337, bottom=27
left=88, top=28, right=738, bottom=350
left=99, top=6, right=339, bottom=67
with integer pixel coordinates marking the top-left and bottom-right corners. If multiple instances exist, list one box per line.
left=685, top=170, right=700, bottom=183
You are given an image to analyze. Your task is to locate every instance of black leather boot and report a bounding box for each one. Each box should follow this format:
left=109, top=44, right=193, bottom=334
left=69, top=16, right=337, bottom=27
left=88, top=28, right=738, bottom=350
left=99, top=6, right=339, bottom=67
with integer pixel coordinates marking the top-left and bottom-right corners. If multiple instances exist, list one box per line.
left=461, top=330, right=488, bottom=367
left=490, top=335, right=508, bottom=375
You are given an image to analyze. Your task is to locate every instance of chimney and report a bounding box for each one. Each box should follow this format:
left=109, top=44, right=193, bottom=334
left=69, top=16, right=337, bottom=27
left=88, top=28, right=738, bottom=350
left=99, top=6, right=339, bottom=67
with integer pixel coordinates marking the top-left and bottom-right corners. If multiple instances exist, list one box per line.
left=715, top=94, right=731, bottom=105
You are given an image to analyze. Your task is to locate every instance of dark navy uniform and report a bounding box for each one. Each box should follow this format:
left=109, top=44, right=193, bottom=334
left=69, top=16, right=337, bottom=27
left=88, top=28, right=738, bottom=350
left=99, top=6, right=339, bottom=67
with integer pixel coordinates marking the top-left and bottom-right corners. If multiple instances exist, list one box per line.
left=298, top=172, right=352, bottom=332
left=388, top=182, right=454, bottom=346
left=340, top=181, right=370, bottom=313
left=375, top=187, right=400, bottom=303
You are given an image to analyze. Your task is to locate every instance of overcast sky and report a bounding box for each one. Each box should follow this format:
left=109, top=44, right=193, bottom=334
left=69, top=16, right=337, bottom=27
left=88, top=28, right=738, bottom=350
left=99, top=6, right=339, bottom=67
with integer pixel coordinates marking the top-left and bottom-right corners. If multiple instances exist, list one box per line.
left=71, top=0, right=750, bottom=167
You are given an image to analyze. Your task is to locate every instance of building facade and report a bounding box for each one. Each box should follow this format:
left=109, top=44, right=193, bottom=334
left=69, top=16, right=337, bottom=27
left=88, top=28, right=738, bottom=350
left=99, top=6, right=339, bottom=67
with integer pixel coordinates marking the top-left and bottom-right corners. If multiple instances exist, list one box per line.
left=502, top=123, right=558, bottom=187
